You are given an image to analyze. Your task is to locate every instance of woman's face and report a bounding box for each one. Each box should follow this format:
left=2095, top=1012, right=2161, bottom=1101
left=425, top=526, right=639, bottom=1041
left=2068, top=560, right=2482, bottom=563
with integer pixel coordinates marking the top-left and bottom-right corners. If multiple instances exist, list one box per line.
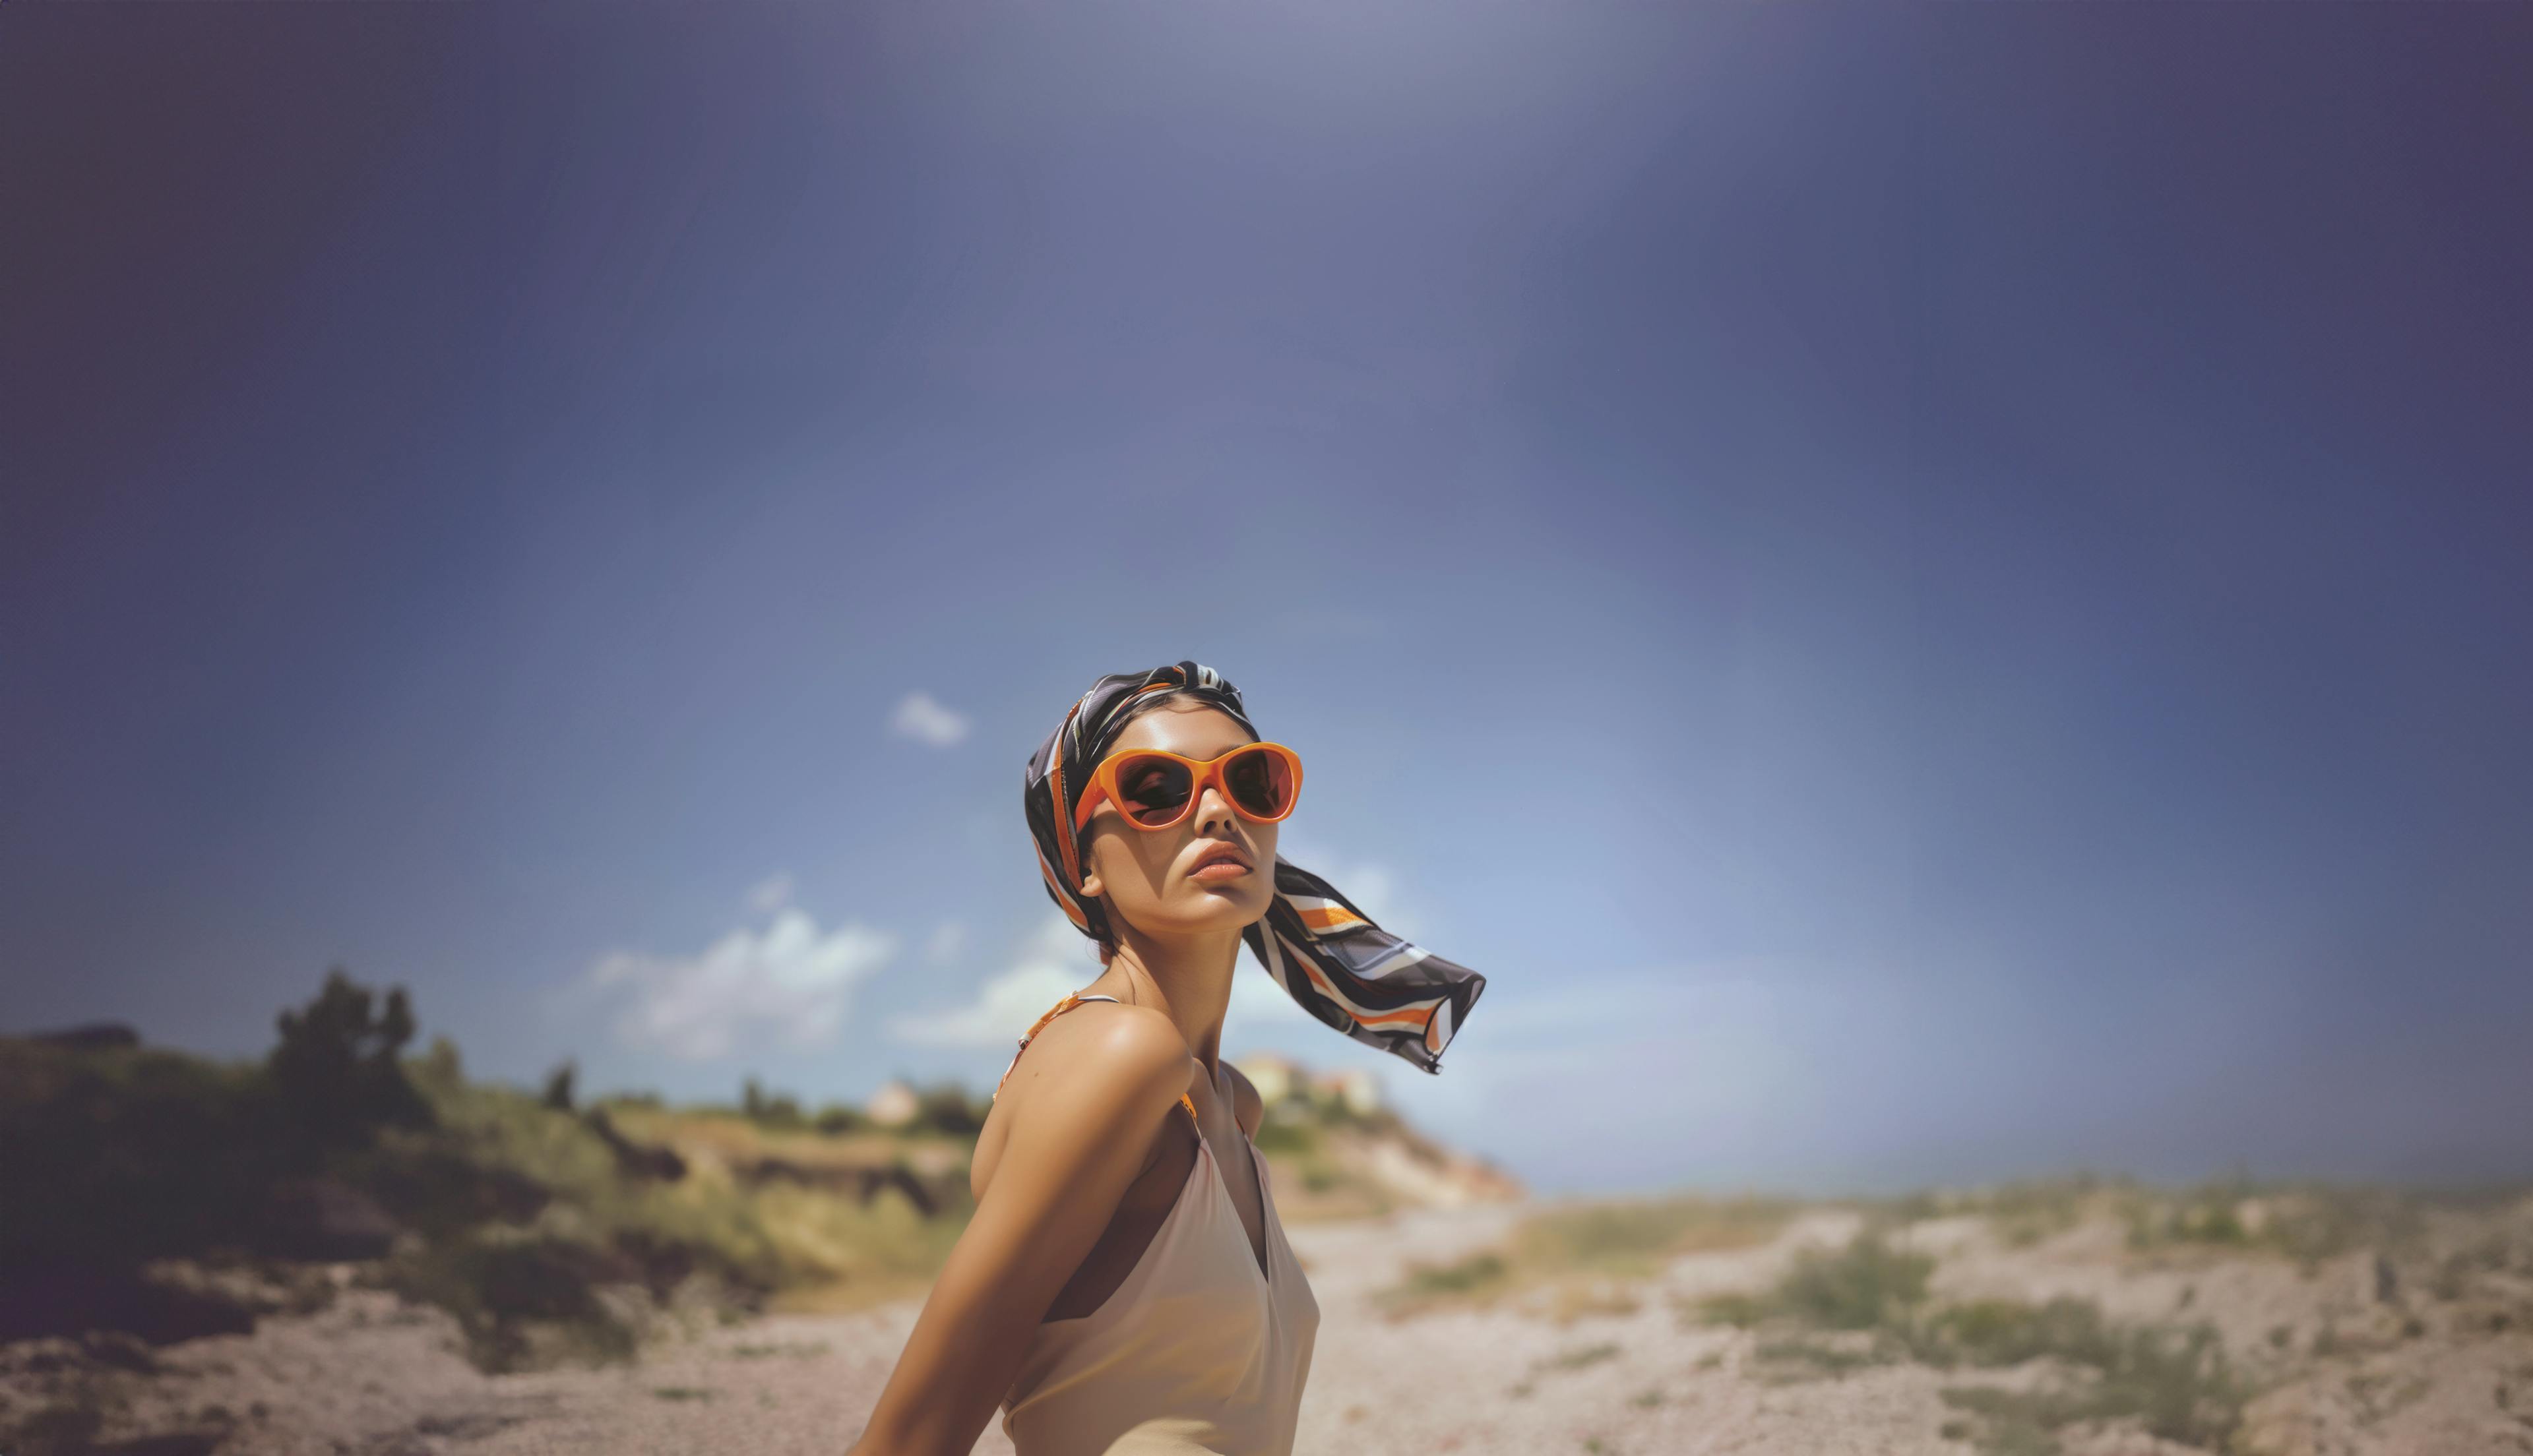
left=1077, top=702, right=1280, bottom=945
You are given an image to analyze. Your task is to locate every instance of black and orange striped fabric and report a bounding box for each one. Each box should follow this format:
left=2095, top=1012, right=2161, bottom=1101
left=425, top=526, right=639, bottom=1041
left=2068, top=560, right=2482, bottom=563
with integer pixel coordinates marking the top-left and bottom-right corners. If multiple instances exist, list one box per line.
left=1021, top=660, right=1485, bottom=1074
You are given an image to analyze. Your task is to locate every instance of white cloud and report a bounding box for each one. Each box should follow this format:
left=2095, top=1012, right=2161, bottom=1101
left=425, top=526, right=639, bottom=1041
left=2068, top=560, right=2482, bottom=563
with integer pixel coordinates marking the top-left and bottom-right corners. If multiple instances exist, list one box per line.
left=892, top=913, right=1098, bottom=1048
left=584, top=907, right=897, bottom=1061
left=924, top=921, right=968, bottom=965
left=745, top=872, right=795, bottom=915
left=895, top=909, right=1323, bottom=1052
left=891, top=690, right=970, bottom=747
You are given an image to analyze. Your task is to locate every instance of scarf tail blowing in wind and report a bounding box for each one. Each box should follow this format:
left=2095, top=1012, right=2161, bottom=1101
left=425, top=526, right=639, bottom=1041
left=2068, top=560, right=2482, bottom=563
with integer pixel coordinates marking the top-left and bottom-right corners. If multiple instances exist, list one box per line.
left=1022, top=660, right=1486, bottom=1074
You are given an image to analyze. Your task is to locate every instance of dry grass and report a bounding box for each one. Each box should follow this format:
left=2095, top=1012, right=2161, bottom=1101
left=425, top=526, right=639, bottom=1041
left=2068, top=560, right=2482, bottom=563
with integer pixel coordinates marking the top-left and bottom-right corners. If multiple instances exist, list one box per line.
left=1547, top=1282, right=1644, bottom=1325
left=1672, top=1227, right=2253, bottom=1454
left=606, top=1106, right=967, bottom=1178
left=1375, top=1194, right=1790, bottom=1320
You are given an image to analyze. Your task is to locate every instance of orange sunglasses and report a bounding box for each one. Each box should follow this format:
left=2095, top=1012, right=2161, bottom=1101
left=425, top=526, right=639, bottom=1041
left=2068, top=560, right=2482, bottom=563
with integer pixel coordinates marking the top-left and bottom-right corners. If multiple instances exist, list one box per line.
left=1071, top=742, right=1304, bottom=833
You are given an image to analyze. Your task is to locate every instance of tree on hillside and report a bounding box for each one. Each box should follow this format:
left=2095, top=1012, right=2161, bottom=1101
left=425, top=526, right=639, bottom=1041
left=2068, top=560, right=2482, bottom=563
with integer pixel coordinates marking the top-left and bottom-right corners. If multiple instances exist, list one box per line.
left=268, top=966, right=433, bottom=1143
left=542, top=1058, right=577, bottom=1112
left=917, top=1081, right=984, bottom=1136
left=741, top=1075, right=804, bottom=1129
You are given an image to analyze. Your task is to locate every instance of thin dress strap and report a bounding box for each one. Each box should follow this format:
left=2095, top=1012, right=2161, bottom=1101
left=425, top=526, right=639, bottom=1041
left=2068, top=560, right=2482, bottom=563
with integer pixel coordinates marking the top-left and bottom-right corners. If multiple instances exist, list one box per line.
left=992, top=992, right=1200, bottom=1129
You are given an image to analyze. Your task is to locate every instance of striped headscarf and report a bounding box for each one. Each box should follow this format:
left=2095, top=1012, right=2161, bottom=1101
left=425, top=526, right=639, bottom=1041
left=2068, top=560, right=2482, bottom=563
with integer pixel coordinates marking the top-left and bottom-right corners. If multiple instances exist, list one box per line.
left=1022, top=660, right=1486, bottom=1074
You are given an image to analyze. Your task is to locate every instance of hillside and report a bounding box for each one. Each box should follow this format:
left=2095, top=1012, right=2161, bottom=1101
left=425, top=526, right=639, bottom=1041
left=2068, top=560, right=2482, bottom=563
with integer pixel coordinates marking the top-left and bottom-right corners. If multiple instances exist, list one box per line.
left=0, top=971, right=1515, bottom=1385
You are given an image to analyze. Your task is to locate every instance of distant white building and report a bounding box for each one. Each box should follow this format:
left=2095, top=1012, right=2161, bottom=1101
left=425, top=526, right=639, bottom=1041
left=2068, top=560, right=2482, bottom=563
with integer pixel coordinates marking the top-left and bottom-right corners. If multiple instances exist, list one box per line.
left=866, top=1079, right=920, bottom=1128
left=1232, top=1052, right=1301, bottom=1107
left=1311, top=1066, right=1381, bottom=1116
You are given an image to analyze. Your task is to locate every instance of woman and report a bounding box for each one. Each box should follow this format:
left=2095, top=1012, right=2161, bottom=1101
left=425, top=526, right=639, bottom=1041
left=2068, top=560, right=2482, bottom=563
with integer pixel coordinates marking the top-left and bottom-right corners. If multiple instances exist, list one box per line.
left=846, top=660, right=1487, bottom=1456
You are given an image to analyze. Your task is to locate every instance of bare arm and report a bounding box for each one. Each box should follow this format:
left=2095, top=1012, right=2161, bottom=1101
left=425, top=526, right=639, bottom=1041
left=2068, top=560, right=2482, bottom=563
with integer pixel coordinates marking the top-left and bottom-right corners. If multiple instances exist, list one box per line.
left=843, top=1010, right=1192, bottom=1456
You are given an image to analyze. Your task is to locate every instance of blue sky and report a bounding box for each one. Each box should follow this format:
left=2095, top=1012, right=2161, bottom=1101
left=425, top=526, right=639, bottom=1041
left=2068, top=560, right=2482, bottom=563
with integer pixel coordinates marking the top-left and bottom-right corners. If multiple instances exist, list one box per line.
left=5, top=4, right=2530, bottom=1196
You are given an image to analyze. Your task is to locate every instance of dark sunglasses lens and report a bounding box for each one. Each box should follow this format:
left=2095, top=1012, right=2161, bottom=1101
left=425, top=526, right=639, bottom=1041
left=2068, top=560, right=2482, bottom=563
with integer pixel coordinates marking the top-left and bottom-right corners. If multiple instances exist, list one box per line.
left=1224, top=747, right=1294, bottom=818
left=1116, top=755, right=1195, bottom=825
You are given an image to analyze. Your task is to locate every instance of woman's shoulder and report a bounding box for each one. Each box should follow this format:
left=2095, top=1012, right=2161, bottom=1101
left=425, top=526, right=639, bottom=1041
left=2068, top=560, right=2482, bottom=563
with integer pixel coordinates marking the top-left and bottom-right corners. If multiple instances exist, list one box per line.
left=1027, top=997, right=1189, bottom=1083
left=973, top=1000, right=1193, bottom=1198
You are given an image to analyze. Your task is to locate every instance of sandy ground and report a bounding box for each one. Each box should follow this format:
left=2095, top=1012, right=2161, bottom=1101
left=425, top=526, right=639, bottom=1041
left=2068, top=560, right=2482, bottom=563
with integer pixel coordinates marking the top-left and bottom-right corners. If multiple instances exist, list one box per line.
left=9, top=1199, right=2533, bottom=1456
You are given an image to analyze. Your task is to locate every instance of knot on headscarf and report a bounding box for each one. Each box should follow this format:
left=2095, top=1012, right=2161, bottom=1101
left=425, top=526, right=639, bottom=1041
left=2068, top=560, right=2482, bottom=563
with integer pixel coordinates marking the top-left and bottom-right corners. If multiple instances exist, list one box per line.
left=1021, top=659, right=1486, bottom=1073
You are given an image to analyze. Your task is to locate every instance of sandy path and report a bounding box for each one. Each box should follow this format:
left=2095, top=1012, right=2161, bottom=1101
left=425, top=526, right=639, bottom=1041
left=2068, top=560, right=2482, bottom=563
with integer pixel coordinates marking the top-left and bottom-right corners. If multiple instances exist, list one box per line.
left=84, top=1205, right=1534, bottom=1455
left=12, top=1201, right=2532, bottom=1455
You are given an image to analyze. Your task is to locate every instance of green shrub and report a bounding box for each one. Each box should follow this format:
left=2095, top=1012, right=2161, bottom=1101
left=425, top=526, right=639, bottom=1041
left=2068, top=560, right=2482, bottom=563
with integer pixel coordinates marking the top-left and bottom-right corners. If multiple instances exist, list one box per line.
left=1912, top=1296, right=2115, bottom=1369
left=1774, top=1232, right=1932, bottom=1331
left=1681, top=1231, right=1937, bottom=1379
left=2092, top=1323, right=2245, bottom=1449
left=1693, top=1291, right=1767, bottom=1328
left=1937, top=1387, right=2064, bottom=1456
left=379, top=1230, right=642, bottom=1372
left=2122, top=1181, right=2426, bottom=1271
left=1933, top=1313, right=2247, bottom=1455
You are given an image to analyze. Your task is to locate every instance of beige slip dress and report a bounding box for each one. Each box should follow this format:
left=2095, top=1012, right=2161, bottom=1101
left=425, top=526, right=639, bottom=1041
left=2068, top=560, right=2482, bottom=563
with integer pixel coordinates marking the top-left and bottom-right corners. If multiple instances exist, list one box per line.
left=991, top=992, right=1321, bottom=1456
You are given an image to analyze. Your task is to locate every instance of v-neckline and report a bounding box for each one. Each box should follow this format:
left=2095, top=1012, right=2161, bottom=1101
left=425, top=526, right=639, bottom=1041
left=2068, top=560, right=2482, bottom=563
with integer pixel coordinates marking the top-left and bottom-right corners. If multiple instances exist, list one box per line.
left=1199, top=1063, right=1273, bottom=1288
left=1201, top=1129, right=1276, bottom=1286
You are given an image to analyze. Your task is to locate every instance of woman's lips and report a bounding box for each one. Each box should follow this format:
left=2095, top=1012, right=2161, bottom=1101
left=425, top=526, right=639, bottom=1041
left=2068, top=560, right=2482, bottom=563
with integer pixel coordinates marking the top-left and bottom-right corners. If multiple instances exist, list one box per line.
left=1189, top=859, right=1252, bottom=882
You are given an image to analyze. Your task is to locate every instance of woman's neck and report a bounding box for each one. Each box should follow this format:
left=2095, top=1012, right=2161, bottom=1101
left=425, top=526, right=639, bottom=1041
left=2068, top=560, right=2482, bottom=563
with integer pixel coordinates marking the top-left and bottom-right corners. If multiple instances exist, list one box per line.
left=1093, top=926, right=1243, bottom=1075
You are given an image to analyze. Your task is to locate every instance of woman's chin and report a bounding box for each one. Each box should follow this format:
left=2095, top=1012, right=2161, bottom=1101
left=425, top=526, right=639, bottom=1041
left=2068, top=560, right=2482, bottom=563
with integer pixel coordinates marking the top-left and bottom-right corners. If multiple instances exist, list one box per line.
left=1162, top=892, right=1270, bottom=931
